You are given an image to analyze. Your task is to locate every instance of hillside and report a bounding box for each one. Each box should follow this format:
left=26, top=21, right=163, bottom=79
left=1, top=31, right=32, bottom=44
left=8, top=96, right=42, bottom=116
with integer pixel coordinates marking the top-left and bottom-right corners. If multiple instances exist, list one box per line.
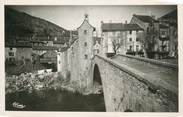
left=5, top=7, right=70, bottom=41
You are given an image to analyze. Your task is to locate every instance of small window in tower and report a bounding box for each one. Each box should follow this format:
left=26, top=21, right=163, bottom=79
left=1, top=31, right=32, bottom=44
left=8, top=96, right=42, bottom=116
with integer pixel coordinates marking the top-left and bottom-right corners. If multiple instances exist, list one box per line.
left=84, top=42, right=87, bottom=47
left=84, top=30, right=87, bottom=34
left=129, top=38, right=132, bottom=41
left=84, top=54, right=88, bottom=59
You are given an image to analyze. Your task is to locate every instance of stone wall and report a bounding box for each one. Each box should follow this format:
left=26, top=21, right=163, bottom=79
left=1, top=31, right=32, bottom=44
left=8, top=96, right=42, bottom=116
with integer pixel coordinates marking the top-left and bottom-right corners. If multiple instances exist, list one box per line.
left=93, top=55, right=178, bottom=112
left=16, top=48, right=33, bottom=61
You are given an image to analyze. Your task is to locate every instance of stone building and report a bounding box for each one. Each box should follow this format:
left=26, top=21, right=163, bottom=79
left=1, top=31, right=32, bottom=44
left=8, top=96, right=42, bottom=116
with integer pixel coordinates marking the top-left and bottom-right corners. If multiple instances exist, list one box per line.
left=5, top=41, right=33, bottom=62
left=130, top=14, right=160, bottom=58
left=101, top=21, right=143, bottom=56
left=59, top=14, right=95, bottom=88
left=93, top=37, right=101, bottom=55
left=158, top=9, right=178, bottom=58
left=77, top=14, right=95, bottom=87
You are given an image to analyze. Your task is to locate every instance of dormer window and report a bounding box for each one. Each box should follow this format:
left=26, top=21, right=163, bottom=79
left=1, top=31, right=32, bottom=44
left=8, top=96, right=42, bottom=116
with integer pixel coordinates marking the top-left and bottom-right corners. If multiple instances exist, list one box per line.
left=84, top=42, right=87, bottom=47
left=84, top=30, right=87, bottom=34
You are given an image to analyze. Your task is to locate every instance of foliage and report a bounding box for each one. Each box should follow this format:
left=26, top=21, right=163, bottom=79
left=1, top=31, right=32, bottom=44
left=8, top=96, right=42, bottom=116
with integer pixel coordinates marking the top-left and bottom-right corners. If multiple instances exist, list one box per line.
left=112, top=37, right=122, bottom=54
left=5, top=7, right=69, bottom=42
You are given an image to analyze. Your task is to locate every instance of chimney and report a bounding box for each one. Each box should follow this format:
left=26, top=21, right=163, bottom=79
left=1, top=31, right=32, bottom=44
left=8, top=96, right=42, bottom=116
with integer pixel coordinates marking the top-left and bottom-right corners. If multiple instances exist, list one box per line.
left=125, top=20, right=127, bottom=24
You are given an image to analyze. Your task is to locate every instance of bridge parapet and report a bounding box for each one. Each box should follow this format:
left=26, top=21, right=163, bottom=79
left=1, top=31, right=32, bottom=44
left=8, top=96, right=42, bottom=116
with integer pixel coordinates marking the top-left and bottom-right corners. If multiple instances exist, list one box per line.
left=93, top=54, right=178, bottom=112
left=116, top=54, right=178, bottom=69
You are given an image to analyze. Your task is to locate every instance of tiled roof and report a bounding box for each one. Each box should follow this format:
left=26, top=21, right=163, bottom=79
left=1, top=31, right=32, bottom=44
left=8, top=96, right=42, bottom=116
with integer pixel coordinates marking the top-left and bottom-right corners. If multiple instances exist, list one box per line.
left=32, top=46, right=58, bottom=50
left=160, top=9, right=177, bottom=20
left=101, top=23, right=143, bottom=32
left=60, top=47, right=69, bottom=52
left=5, top=41, right=32, bottom=48
left=77, top=19, right=95, bottom=31
left=69, top=37, right=78, bottom=46
left=53, top=41, right=65, bottom=44
left=133, top=14, right=158, bottom=23
left=159, top=24, right=169, bottom=29
left=30, top=40, right=46, bottom=43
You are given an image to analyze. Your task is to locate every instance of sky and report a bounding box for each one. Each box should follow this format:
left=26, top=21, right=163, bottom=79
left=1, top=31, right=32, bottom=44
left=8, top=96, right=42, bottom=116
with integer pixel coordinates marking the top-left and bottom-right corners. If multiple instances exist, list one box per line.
left=9, top=5, right=176, bottom=32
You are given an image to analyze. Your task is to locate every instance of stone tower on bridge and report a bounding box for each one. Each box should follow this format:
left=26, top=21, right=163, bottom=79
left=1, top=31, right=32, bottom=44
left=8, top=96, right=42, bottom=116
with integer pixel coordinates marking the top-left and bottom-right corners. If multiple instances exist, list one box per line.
left=59, top=14, right=96, bottom=88
left=77, top=14, right=95, bottom=88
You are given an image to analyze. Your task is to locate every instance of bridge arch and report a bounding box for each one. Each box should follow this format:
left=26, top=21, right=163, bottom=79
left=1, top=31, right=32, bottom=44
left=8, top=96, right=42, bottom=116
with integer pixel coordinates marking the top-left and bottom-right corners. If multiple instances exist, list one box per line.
left=93, top=64, right=102, bottom=86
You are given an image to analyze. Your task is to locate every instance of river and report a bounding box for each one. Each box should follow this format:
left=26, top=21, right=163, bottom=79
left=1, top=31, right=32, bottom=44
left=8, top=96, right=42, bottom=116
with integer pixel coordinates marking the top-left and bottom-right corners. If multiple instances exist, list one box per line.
left=6, top=88, right=106, bottom=111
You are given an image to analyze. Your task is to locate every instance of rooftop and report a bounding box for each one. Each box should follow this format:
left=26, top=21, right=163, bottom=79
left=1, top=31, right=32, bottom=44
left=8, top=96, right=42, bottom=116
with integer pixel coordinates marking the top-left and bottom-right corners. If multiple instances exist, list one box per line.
left=101, top=23, right=143, bottom=32
left=160, top=9, right=177, bottom=20
left=159, top=24, right=169, bottom=29
left=133, top=14, right=158, bottom=23
left=5, top=41, right=32, bottom=48
left=32, top=46, right=58, bottom=50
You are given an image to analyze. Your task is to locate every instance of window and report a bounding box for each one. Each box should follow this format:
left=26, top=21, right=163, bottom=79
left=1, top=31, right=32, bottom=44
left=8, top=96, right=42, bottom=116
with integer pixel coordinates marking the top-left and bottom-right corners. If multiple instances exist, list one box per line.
left=84, top=42, right=87, bottom=47
left=161, top=31, right=165, bottom=35
left=129, top=30, right=132, bottom=34
left=129, top=38, right=132, bottom=41
left=136, top=38, right=139, bottom=42
left=84, top=54, right=88, bottom=59
left=10, top=48, right=13, bottom=50
left=129, top=46, right=132, bottom=51
left=84, top=30, right=87, bottom=34
left=136, top=45, right=139, bottom=51
left=9, top=52, right=14, bottom=56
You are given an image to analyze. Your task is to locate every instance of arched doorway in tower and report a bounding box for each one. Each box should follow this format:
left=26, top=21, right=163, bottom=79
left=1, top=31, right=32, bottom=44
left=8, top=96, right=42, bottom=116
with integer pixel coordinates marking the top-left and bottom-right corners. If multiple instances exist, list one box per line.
left=93, top=64, right=106, bottom=111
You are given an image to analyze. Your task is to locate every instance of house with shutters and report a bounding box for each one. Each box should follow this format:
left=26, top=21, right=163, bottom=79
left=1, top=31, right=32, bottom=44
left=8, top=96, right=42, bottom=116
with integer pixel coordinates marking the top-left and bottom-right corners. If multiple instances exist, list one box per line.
left=131, top=11, right=177, bottom=59
left=158, top=9, right=178, bottom=58
left=130, top=14, right=160, bottom=58
left=5, top=38, right=33, bottom=63
left=101, top=21, right=144, bottom=57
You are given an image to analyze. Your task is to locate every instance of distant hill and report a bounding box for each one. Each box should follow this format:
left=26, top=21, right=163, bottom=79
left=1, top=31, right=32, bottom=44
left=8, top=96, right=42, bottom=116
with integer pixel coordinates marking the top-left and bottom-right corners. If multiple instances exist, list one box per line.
left=5, top=7, right=70, bottom=42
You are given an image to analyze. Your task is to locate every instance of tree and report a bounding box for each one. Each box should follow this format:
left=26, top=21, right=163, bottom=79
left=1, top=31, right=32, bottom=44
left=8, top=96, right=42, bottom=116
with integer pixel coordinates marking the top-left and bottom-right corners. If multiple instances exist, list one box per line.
left=141, top=23, right=159, bottom=58
left=112, top=38, right=121, bottom=54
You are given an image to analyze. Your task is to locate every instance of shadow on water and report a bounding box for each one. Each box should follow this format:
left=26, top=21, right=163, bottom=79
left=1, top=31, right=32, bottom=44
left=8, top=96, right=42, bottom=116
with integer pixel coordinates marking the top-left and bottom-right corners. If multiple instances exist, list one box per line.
left=6, top=88, right=106, bottom=111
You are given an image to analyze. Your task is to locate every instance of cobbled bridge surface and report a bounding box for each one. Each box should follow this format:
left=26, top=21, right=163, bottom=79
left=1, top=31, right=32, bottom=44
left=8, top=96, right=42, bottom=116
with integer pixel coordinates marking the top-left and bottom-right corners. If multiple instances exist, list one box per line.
left=91, top=54, right=178, bottom=112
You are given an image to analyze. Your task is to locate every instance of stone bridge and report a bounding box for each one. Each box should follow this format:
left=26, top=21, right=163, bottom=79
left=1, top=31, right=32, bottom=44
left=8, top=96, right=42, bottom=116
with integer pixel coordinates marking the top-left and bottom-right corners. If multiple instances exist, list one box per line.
left=91, top=54, right=178, bottom=112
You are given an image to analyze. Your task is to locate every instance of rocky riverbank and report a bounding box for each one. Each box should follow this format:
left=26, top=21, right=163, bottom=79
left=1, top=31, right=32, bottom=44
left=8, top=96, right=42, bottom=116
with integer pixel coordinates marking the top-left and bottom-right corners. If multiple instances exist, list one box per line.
left=5, top=71, right=102, bottom=95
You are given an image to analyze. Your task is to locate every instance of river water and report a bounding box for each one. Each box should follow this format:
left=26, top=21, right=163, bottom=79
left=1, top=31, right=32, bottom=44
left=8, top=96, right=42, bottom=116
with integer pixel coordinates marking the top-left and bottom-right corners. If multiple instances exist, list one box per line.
left=6, top=88, right=106, bottom=111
